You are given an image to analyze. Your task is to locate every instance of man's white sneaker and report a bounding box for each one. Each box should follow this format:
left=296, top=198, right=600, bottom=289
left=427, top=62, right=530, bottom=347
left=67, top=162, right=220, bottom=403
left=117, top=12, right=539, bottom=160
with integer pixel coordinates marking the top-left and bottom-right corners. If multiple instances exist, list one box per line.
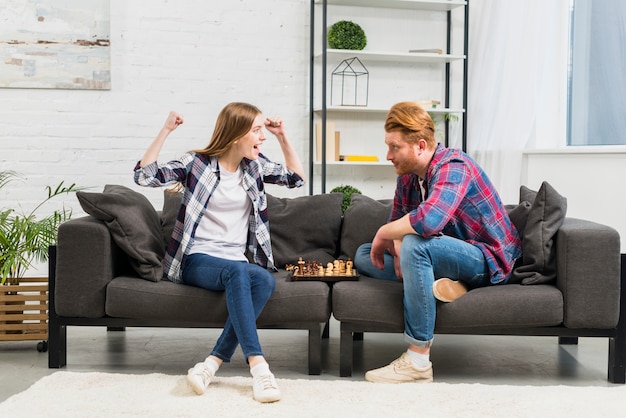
left=252, top=372, right=281, bottom=403
left=187, top=362, right=215, bottom=395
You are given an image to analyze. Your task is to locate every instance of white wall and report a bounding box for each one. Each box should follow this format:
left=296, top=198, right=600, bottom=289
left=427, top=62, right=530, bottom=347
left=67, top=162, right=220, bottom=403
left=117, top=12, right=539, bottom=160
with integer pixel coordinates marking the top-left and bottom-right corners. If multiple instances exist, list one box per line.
left=0, top=0, right=311, bottom=217
left=522, top=148, right=626, bottom=252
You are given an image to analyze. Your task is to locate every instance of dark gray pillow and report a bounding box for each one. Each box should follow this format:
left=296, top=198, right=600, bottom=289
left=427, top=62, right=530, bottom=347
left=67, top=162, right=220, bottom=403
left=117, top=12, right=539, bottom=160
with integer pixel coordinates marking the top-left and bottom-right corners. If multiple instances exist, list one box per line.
left=76, top=185, right=164, bottom=282
left=267, top=193, right=344, bottom=268
left=510, top=182, right=567, bottom=285
left=161, top=189, right=182, bottom=248
left=505, top=200, right=532, bottom=239
left=339, top=194, right=392, bottom=259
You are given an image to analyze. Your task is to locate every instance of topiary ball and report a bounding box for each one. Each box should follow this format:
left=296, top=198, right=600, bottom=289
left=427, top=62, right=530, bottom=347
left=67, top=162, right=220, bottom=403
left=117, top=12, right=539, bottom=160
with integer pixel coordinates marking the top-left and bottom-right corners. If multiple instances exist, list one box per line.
left=330, top=184, right=362, bottom=214
left=328, top=20, right=367, bottom=51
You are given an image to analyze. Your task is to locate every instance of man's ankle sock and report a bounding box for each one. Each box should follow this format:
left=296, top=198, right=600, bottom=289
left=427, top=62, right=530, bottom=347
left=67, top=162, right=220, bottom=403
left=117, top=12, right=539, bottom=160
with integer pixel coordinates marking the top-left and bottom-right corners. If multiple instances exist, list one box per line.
left=406, top=349, right=430, bottom=369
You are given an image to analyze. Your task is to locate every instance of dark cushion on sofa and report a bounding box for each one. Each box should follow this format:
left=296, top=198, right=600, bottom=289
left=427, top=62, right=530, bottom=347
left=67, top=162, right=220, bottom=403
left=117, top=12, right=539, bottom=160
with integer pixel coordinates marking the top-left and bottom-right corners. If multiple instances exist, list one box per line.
left=161, top=189, right=182, bottom=248
left=510, top=182, right=567, bottom=285
left=105, top=271, right=331, bottom=325
left=340, top=194, right=393, bottom=259
left=267, top=193, right=344, bottom=268
left=332, top=276, right=564, bottom=331
left=76, top=185, right=164, bottom=282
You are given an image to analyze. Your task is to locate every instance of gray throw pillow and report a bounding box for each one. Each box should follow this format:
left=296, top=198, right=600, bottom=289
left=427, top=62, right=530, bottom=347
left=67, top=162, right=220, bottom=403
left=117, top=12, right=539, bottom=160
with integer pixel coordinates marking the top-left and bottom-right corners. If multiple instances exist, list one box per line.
left=267, top=193, right=344, bottom=268
left=77, top=185, right=164, bottom=282
left=505, top=200, right=532, bottom=239
left=339, top=194, right=393, bottom=259
left=510, top=181, right=567, bottom=285
left=161, top=189, right=183, bottom=248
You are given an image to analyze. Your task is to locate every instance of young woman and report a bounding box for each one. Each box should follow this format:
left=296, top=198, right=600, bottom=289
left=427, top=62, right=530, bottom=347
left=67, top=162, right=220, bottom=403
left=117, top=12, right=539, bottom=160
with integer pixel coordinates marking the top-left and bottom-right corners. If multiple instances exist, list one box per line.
left=134, top=102, right=305, bottom=403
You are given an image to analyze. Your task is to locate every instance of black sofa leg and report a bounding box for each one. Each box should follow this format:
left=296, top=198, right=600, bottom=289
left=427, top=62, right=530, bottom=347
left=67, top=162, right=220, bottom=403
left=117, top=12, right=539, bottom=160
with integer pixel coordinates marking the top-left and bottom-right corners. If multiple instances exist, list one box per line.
left=559, top=337, right=578, bottom=345
left=608, top=254, right=626, bottom=383
left=48, top=323, right=67, bottom=368
left=307, top=324, right=323, bottom=375
left=340, top=327, right=354, bottom=377
left=322, top=321, right=330, bottom=339
left=47, top=245, right=67, bottom=368
left=107, top=327, right=126, bottom=332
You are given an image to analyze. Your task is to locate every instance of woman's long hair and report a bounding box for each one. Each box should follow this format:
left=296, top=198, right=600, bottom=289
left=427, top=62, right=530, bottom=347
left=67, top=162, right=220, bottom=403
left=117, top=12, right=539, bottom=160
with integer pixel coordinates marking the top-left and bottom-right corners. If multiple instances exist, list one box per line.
left=194, top=102, right=262, bottom=156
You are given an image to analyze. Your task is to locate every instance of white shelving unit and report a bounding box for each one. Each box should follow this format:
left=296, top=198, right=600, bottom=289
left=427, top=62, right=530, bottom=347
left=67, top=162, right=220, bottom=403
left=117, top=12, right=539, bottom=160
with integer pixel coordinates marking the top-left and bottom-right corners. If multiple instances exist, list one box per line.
left=308, top=0, right=468, bottom=195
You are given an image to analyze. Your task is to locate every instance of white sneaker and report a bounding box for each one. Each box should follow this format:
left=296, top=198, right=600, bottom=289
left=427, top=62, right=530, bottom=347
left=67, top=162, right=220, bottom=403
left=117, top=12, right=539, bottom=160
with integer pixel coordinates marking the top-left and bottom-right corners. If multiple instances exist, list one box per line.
left=187, top=362, right=215, bottom=395
left=252, top=372, right=281, bottom=403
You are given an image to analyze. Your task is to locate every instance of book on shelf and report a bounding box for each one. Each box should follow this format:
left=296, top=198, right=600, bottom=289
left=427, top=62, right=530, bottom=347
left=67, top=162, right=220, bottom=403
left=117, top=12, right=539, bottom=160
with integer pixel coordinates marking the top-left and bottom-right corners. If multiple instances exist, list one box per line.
left=408, top=48, right=443, bottom=54
left=339, top=155, right=379, bottom=162
left=315, top=122, right=340, bottom=162
left=418, top=100, right=441, bottom=109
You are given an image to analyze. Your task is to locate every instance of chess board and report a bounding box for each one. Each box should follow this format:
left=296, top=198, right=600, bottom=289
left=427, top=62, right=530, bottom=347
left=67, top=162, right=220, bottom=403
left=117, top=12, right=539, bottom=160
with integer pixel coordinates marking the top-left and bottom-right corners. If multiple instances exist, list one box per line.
left=286, top=258, right=360, bottom=282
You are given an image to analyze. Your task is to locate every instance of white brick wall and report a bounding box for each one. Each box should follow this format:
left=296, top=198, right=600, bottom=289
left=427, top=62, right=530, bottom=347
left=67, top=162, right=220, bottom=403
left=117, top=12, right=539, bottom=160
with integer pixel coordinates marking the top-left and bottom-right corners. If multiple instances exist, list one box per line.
left=0, top=0, right=311, bottom=220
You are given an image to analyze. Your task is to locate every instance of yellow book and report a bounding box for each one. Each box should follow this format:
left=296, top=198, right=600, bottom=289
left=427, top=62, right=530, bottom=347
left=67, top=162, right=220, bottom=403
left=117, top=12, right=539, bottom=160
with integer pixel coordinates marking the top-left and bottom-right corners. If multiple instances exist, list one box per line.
left=339, top=155, right=379, bottom=162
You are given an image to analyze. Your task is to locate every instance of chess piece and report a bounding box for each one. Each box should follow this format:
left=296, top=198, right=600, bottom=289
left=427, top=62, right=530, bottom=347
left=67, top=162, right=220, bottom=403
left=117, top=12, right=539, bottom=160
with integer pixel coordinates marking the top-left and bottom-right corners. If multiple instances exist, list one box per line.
left=318, top=265, right=324, bottom=276
left=326, top=262, right=334, bottom=276
left=346, top=259, right=353, bottom=276
left=298, top=257, right=305, bottom=276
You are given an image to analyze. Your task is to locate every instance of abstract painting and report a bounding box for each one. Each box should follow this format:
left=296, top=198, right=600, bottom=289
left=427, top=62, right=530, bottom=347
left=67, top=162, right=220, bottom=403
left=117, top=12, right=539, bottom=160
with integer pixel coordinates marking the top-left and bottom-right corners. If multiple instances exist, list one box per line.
left=0, top=0, right=110, bottom=89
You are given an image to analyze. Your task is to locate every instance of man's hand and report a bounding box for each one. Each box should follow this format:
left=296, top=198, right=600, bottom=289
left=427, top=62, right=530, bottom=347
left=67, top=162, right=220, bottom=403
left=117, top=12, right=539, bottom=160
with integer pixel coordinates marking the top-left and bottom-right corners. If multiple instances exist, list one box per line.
left=370, top=233, right=395, bottom=270
left=392, top=239, right=403, bottom=280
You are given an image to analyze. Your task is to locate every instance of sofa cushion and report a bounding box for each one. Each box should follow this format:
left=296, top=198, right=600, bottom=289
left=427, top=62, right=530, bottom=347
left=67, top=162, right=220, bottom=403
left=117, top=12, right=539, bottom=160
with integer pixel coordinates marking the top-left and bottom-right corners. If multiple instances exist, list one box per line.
left=339, top=194, right=393, bottom=259
left=332, top=276, right=563, bottom=330
left=505, top=201, right=532, bottom=238
left=105, top=271, right=331, bottom=325
left=267, top=193, right=344, bottom=268
left=161, top=189, right=182, bottom=248
left=76, top=185, right=164, bottom=282
left=510, top=182, right=567, bottom=285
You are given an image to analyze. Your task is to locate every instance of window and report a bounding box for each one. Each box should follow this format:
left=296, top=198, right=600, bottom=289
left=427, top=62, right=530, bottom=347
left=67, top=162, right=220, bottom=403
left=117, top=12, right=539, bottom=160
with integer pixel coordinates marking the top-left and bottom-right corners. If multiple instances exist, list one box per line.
left=568, top=0, right=626, bottom=145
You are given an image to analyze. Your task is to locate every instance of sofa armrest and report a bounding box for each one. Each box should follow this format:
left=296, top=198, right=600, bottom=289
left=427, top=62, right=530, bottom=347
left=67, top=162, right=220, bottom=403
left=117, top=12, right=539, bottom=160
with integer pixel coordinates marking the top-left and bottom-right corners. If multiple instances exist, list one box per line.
left=55, top=216, right=126, bottom=318
left=556, top=217, right=621, bottom=328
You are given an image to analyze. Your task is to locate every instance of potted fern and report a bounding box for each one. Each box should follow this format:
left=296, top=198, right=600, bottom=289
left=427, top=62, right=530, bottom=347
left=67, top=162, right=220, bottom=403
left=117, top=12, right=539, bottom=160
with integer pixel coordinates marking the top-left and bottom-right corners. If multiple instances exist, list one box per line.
left=0, top=170, right=82, bottom=284
left=0, top=170, right=82, bottom=347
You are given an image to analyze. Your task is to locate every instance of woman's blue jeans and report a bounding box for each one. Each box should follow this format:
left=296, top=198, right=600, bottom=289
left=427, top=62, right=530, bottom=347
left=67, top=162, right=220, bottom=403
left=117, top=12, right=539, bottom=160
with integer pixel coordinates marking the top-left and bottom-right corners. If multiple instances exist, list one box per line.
left=181, top=253, right=275, bottom=362
left=354, top=234, right=490, bottom=348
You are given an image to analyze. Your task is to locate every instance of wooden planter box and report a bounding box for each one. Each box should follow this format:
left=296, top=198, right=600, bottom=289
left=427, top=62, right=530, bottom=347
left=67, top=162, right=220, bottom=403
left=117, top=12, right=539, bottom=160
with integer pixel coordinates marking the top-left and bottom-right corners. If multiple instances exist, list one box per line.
left=0, top=277, right=48, bottom=347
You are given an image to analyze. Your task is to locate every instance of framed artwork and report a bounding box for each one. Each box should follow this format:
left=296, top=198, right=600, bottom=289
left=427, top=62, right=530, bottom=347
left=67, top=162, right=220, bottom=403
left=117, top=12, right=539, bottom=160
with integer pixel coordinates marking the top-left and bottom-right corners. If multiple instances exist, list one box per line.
left=0, top=0, right=110, bottom=90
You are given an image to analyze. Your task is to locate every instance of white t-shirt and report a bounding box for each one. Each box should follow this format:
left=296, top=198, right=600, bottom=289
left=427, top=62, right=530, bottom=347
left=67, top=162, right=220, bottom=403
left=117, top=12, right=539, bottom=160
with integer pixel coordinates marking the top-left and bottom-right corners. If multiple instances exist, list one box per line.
left=189, top=166, right=251, bottom=261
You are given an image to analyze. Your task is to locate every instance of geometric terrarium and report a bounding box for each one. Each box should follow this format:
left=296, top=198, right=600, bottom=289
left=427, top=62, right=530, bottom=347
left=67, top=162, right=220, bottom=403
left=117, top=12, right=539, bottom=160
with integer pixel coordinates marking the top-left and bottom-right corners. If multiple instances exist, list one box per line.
left=330, top=57, right=369, bottom=106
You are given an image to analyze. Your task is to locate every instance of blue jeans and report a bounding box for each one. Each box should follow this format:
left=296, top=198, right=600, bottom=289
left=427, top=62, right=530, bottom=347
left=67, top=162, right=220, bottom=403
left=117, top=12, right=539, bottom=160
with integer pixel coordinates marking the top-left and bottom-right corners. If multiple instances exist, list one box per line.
left=354, top=235, right=490, bottom=348
left=181, top=253, right=275, bottom=362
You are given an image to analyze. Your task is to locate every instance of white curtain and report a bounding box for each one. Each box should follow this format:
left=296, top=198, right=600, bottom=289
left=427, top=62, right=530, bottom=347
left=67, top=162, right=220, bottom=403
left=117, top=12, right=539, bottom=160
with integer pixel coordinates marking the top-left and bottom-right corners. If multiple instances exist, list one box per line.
left=467, top=0, right=570, bottom=203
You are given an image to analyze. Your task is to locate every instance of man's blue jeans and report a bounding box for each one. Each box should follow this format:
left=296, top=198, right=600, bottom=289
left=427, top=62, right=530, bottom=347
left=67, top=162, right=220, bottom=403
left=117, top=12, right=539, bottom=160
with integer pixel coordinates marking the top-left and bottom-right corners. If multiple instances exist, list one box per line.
left=182, top=253, right=275, bottom=362
left=354, top=234, right=490, bottom=348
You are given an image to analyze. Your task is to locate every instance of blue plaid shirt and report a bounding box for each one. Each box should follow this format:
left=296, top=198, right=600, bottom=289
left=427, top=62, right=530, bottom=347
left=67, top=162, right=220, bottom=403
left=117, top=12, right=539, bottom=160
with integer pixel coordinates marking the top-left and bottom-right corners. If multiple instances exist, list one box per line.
left=391, top=144, right=522, bottom=284
left=134, top=152, right=304, bottom=283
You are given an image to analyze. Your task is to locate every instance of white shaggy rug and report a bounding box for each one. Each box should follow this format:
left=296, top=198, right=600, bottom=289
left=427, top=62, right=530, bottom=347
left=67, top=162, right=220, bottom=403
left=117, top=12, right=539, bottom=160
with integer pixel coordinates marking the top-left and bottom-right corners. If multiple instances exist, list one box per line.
left=1, top=371, right=624, bottom=417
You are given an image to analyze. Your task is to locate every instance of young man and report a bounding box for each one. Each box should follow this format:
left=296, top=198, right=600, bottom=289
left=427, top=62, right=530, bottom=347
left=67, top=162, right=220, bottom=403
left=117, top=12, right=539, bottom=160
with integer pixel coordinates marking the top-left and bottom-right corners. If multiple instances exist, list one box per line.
left=354, top=101, right=522, bottom=383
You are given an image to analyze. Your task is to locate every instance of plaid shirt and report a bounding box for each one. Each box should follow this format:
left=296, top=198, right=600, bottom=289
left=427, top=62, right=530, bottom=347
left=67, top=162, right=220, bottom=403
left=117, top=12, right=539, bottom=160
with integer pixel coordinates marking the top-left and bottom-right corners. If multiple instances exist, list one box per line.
left=390, top=144, right=522, bottom=284
left=134, top=152, right=304, bottom=283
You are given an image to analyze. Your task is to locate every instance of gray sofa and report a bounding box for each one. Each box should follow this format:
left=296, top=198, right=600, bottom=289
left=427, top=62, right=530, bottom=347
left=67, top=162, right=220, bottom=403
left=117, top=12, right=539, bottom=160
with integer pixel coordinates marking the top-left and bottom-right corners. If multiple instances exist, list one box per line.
left=48, top=185, right=625, bottom=383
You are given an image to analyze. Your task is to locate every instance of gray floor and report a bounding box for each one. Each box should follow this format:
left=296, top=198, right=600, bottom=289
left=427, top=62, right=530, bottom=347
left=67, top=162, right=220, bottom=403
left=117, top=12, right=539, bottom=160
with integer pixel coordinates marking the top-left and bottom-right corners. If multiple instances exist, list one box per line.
left=0, top=317, right=618, bottom=402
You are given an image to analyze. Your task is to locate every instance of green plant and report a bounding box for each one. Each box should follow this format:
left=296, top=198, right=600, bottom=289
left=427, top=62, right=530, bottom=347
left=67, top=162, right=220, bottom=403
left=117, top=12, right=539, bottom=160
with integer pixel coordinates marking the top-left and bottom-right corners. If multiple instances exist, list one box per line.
left=428, top=112, right=460, bottom=142
left=330, top=184, right=362, bottom=214
left=0, top=170, right=83, bottom=284
left=328, top=20, right=367, bottom=50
